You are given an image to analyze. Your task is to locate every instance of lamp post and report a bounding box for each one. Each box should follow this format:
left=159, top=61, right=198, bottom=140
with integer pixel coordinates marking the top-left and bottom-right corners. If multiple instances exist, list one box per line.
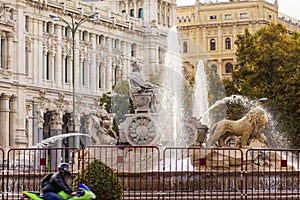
left=50, top=12, right=97, bottom=133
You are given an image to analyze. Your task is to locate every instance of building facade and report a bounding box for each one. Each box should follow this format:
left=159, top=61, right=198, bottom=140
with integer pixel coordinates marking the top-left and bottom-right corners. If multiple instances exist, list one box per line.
left=177, top=0, right=300, bottom=80
left=0, top=0, right=176, bottom=150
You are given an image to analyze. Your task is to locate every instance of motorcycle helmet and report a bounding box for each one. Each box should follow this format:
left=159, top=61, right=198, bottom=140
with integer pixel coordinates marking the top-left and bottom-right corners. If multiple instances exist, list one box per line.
left=58, top=162, right=71, bottom=175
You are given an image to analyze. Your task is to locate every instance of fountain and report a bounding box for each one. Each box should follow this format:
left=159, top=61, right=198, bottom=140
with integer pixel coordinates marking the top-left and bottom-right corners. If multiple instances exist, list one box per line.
left=193, top=59, right=210, bottom=127
left=68, top=19, right=298, bottom=175
left=119, top=26, right=206, bottom=149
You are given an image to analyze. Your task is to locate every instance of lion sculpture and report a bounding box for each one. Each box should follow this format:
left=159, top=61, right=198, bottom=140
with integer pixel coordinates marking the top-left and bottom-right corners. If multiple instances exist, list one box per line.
left=206, top=108, right=268, bottom=148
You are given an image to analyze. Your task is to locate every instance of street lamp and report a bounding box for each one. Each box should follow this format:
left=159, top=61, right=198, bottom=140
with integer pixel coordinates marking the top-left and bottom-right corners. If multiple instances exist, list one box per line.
left=50, top=12, right=97, bottom=133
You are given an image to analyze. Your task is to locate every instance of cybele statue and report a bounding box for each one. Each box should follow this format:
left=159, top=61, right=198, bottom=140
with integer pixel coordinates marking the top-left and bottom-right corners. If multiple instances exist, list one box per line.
left=128, top=60, right=160, bottom=113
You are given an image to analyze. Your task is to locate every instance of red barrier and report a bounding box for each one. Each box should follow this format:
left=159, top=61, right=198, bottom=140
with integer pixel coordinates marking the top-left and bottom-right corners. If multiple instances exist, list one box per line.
left=3, top=147, right=79, bottom=200
left=162, top=147, right=243, bottom=199
left=245, top=148, right=300, bottom=200
left=81, top=145, right=160, bottom=200
left=1, top=147, right=300, bottom=200
left=0, top=148, right=4, bottom=200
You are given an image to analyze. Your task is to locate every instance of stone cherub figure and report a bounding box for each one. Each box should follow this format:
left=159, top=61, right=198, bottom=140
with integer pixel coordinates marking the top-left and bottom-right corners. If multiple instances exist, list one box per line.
left=128, top=60, right=160, bottom=112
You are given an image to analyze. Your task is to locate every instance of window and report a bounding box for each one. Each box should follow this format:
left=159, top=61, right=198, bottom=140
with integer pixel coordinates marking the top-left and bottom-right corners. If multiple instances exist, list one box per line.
left=25, top=47, right=29, bottom=75
left=64, top=27, right=68, bottom=37
left=158, top=47, right=165, bottom=62
left=114, top=66, right=118, bottom=85
left=131, top=43, right=137, bottom=57
left=25, top=16, right=29, bottom=32
left=130, top=9, right=134, bottom=17
left=81, top=31, right=85, bottom=41
left=64, top=57, right=68, bottom=83
left=114, top=39, right=119, bottom=49
left=210, top=39, right=216, bottom=50
left=138, top=8, right=144, bottom=19
left=45, top=22, right=51, bottom=33
left=210, top=15, right=217, bottom=20
left=122, top=10, right=126, bottom=14
left=240, top=13, right=248, bottom=18
left=211, top=64, right=217, bottom=74
left=45, top=53, right=50, bottom=80
left=81, top=59, right=85, bottom=85
left=0, top=38, right=5, bottom=69
left=225, top=62, right=233, bottom=73
left=225, top=38, right=231, bottom=50
left=183, top=42, right=188, bottom=53
left=225, top=14, right=232, bottom=19
left=98, top=63, right=102, bottom=88
left=98, top=35, right=104, bottom=45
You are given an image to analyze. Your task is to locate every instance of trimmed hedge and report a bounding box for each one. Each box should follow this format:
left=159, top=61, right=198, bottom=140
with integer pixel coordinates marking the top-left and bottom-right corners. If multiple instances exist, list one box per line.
left=75, top=160, right=122, bottom=200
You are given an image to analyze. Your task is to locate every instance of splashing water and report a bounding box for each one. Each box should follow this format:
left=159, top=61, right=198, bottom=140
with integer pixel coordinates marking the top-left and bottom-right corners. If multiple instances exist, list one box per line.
left=32, top=133, right=89, bottom=148
left=199, top=94, right=251, bottom=120
left=159, top=26, right=186, bottom=147
left=193, top=60, right=210, bottom=126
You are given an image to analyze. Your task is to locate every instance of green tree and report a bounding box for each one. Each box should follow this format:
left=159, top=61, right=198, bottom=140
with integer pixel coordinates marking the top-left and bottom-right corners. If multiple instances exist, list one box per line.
left=225, top=23, right=300, bottom=148
left=99, top=81, right=135, bottom=140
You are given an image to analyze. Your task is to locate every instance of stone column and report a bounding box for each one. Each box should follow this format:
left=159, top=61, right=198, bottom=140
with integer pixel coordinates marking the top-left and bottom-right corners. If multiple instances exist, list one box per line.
left=26, top=103, right=33, bottom=147
left=55, top=24, right=62, bottom=87
left=107, top=37, right=113, bottom=90
left=49, top=111, right=63, bottom=170
left=37, top=90, right=46, bottom=146
left=32, top=19, right=39, bottom=84
left=0, top=94, right=10, bottom=148
left=37, top=108, right=45, bottom=145
left=169, top=2, right=177, bottom=27
left=32, top=103, right=39, bottom=146
left=143, top=0, right=157, bottom=24
left=12, top=93, right=27, bottom=147
left=121, top=41, right=127, bottom=79
left=7, top=33, right=14, bottom=70
left=90, top=33, right=97, bottom=92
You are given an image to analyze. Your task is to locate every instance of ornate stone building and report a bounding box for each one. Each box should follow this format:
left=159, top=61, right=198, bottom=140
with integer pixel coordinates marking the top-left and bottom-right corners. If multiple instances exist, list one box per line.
left=177, top=0, right=300, bottom=80
left=0, top=0, right=176, bottom=151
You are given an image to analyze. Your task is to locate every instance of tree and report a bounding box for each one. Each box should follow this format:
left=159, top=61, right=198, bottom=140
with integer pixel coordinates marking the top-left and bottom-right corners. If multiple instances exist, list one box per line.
left=99, top=81, right=135, bottom=140
left=224, top=23, right=300, bottom=148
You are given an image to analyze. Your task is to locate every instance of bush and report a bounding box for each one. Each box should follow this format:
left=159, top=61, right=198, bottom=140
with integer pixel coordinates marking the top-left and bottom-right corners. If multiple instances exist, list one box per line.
left=75, top=160, right=122, bottom=200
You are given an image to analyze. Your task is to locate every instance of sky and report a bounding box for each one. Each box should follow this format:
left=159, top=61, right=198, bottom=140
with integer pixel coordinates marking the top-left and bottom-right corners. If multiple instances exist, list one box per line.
left=176, top=0, right=300, bottom=20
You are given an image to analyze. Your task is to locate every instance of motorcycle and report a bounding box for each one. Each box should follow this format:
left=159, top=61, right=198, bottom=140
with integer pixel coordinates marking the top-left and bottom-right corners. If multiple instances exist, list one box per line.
left=21, top=184, right=96, bottom=200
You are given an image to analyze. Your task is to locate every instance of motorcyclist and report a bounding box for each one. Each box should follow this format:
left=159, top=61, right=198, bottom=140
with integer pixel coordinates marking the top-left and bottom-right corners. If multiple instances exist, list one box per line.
left=42, top=163, right=77, bottom=200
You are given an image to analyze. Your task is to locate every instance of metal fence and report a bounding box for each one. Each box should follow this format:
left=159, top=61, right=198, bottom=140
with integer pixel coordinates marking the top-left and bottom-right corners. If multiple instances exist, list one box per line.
left=2, top=147, right=80, bottom=200
left=1, top=148, right=4, bottom=200
left=0, top=146, right=299, bottom=200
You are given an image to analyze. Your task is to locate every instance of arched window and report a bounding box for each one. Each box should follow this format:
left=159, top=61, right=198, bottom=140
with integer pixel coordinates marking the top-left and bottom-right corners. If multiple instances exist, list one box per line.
left=130, top=9, right=134, bottom=17
left=225, top=62, right=233, bottom=73
left=210, top=39, right=216, bottom=50
left=211, top=64, right=217, bottom=74
left=225, top=38, right=231, bottom=50
left=183, top=42, right=188, bottom=53
left=138, top=8, right=144, bottom=19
